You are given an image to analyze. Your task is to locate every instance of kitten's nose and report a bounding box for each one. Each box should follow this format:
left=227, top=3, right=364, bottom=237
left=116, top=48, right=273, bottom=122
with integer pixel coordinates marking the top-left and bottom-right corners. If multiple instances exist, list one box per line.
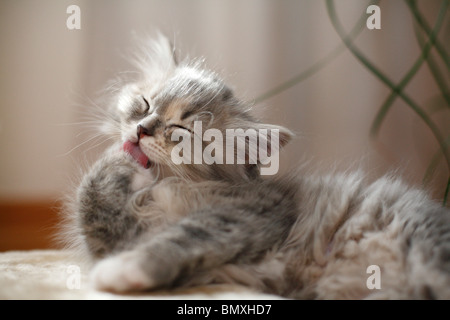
left=138, top=117, right=162, bottom=139
left=137, top=124, right=152, bottom=138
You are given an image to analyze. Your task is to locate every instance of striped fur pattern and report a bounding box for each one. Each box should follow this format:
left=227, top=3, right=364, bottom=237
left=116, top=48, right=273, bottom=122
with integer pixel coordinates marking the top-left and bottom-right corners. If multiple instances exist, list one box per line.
left=66, top=37, right=450, bottom=299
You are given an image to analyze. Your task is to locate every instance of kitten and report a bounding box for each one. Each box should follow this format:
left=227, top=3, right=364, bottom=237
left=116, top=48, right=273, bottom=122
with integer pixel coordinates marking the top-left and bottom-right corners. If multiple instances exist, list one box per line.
left=68, top=36, right=450, bottom=299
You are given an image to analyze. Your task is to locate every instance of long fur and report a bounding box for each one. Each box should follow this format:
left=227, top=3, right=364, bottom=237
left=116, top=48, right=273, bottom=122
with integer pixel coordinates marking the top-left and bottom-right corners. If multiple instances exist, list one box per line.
left=63, top=37, right=450, bottom=299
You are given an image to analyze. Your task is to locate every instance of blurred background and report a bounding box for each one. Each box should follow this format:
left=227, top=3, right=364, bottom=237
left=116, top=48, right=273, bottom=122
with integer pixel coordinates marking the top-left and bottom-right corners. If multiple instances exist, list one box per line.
left=0, top=0, right=449, bottom=250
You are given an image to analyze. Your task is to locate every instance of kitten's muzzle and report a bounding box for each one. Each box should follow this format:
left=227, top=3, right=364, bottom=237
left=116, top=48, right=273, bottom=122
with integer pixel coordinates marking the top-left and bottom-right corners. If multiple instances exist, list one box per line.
left=137, top=118, right=162, bottom=140
left=137, top=124, right=153, bottom=140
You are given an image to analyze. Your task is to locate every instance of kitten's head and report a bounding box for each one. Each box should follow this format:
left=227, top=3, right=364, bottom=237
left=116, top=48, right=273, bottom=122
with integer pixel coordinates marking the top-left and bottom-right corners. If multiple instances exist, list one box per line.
left=106, top=36, right=293, bottom=182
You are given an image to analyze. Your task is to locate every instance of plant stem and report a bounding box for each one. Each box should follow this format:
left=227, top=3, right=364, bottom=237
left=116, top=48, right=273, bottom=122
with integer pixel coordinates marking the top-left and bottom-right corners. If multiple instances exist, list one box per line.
left=254, top=0, right=380, bottom=104
left=370, top=0, right=448, bottom=138
left=326, top=0, right=450, bottom=175
left=405, top=0, right=450, bottom=71
left=412, top=13, right=450, bottom=108
left=423, top=134, right=450, bottom=186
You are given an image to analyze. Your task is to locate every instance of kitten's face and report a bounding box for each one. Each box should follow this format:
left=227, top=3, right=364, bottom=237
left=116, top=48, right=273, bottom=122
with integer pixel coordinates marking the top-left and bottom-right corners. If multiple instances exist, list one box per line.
left=118, top=65, right=234, bottom=161
left=110, top=37, right=292, bottom=181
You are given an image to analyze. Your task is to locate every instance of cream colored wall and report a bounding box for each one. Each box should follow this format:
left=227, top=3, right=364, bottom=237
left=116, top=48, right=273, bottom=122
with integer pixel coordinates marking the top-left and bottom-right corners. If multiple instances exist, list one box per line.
left=0, top=0, right=448, bottom=201
left=0, top=0, right=87, bottom=200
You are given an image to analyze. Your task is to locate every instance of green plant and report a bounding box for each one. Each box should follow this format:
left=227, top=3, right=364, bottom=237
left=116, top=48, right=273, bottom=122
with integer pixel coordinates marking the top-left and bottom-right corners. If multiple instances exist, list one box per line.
left=255, top=0, right=450, bottom=206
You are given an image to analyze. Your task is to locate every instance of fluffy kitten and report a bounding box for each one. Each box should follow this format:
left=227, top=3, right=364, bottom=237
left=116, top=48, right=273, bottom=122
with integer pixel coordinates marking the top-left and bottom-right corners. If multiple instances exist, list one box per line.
left=68, top=36, right=450, bottom=299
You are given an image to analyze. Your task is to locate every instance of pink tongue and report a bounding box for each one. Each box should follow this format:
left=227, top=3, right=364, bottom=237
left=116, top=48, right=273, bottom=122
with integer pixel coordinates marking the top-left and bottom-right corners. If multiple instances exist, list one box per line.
left=122, top=141, right=150, bottom=169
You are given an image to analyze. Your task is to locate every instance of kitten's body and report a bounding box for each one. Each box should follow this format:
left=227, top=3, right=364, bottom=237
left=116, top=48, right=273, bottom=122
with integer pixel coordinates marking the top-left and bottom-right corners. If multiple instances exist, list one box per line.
left=68, top=37, right=450, bottom=299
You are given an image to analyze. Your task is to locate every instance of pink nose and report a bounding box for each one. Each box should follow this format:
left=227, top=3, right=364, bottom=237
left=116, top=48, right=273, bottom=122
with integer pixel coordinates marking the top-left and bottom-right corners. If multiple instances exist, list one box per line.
left=137, top=124, right=151, bottom=139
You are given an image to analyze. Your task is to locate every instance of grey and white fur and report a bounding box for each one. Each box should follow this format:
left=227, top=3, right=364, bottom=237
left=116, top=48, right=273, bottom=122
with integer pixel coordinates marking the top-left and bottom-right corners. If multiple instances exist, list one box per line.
left=65, top=36, right=450, bottom=299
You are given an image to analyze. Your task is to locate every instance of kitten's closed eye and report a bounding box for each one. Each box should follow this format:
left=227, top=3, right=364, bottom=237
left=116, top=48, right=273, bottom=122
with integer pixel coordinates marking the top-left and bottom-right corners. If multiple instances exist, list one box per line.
left=129, top=96, right=151, bottom=120
left=166, top=124, right=192, bottom=134
left=142, top=97, right=150, bottom=112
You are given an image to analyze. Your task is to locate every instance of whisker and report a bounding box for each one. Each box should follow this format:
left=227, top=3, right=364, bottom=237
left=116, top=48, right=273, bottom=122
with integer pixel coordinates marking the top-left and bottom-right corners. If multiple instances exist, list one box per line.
left=57, top=134, right=106, bottom=158
left=82, top=135, right=118, bottom=154
left=76, top=128, right=105, bottom=138
left=54, top=120, right=104, bottom=127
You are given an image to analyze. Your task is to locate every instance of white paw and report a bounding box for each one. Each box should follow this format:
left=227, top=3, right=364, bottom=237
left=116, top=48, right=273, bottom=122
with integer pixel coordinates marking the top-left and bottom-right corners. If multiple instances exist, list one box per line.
left=131, top=169, right=156, bottom=192
left=90, top=252, right=154, bottom=292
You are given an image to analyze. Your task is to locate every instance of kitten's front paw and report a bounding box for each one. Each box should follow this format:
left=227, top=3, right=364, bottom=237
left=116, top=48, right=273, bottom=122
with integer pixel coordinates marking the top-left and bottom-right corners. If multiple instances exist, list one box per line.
left=90, top=252, right=154, bottom=292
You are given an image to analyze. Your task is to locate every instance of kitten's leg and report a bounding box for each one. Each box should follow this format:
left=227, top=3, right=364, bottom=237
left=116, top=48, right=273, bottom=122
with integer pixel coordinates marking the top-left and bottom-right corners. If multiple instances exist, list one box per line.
left=76, top=147, right=154, bottom=258
left=91, top=196, right=296, bottom=292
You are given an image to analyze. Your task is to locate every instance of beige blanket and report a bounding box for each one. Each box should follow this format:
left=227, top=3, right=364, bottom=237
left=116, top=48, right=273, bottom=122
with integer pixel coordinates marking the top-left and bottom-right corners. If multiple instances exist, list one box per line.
left=0, top=250, right=280, bottom=300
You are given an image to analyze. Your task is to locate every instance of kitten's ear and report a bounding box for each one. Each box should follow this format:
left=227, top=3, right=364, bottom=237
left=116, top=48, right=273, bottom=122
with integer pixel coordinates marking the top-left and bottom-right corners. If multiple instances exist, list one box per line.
left=232, top=121, right=293, bottom=164
left=132, top=34, right=178, bottom=78
left=253, top=123, right=294, bottom=153
left=235, top=122, right=293, bottom=178
left=153, top=33, right=178, bottom=67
